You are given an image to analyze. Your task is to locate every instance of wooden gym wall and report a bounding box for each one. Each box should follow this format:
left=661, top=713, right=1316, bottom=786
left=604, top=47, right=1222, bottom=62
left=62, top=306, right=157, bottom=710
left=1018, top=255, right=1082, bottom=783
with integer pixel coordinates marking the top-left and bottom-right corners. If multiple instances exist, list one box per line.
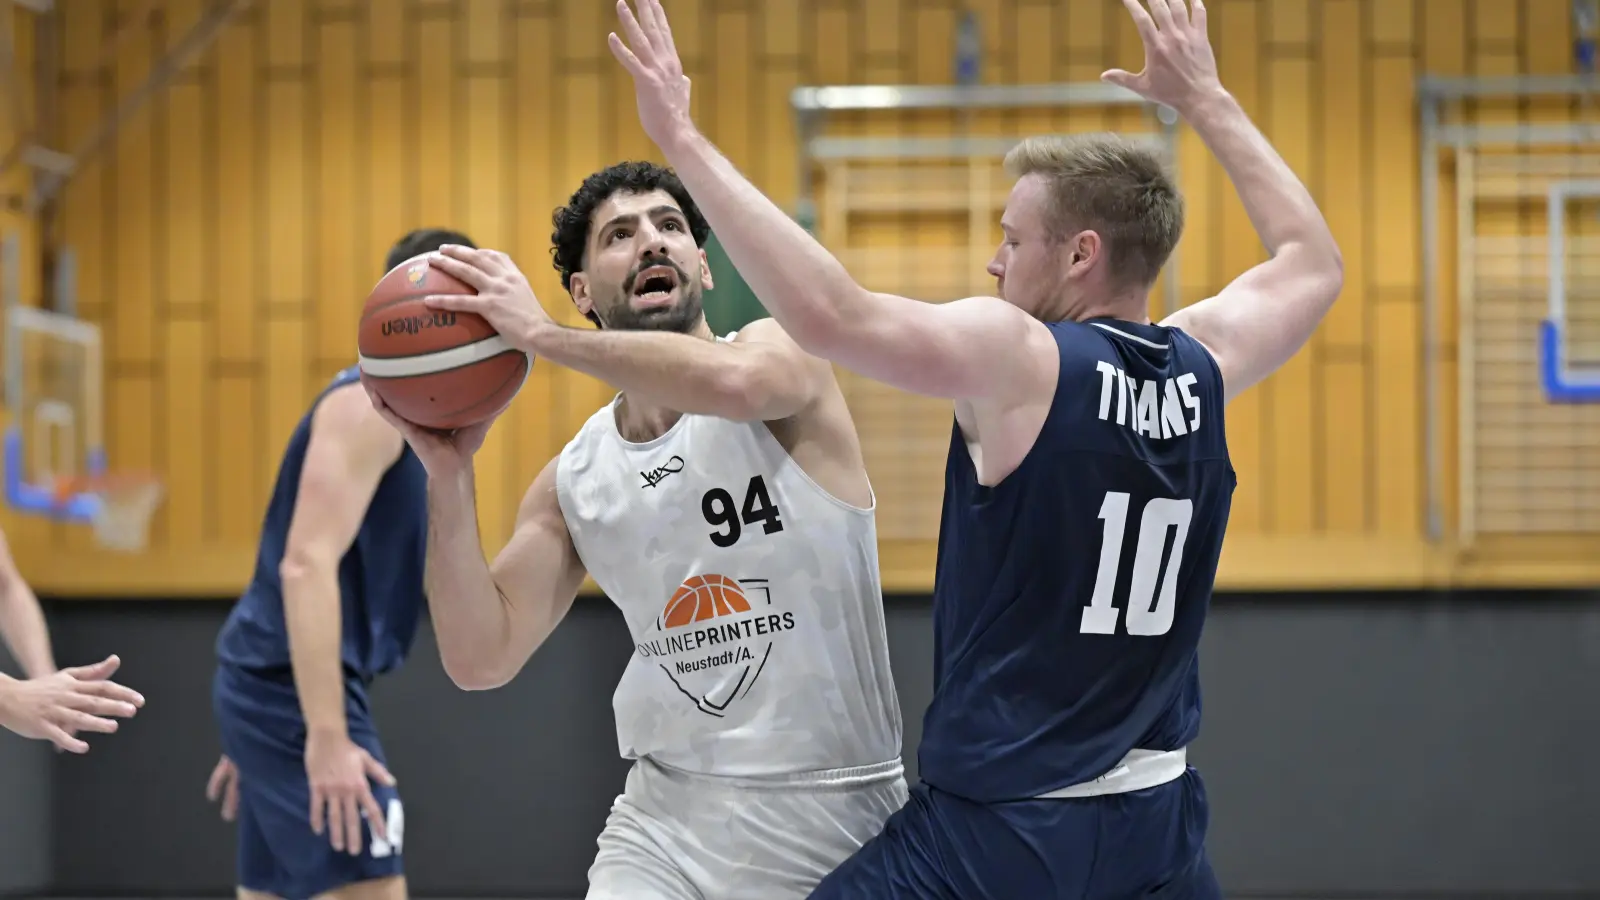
left=0, top=7, right=42, bottom=545
left=11, top=0, right=1596, bottom=595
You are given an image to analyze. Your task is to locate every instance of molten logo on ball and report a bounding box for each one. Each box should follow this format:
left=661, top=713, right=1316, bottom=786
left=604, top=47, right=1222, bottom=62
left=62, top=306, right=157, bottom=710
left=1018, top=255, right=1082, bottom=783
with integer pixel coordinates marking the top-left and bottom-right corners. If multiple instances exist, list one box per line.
left=635, top=574, right=796, bottom=718
left=381, top=311, right=457, bottom=337
left=405, top=261, right=428, bottom=287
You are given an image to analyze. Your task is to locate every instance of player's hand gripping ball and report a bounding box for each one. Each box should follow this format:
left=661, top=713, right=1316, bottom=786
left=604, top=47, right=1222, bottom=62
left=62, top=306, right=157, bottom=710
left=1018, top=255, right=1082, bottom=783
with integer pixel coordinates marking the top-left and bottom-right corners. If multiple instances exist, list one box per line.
left=357, top=251, right=533, bottom=430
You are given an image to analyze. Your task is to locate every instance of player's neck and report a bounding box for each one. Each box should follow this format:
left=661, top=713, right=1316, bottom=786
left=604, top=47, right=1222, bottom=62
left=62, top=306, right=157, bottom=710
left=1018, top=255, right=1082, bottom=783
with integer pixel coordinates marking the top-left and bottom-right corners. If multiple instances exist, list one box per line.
left=1057, top=292, right=1151, bottom=326
left=614, top=392, right=684, bottom=443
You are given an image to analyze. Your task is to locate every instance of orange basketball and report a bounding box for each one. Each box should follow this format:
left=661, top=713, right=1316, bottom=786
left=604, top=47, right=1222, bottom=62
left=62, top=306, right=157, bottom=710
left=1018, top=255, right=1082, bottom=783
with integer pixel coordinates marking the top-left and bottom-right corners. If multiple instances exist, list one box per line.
left=357, top=253, right=531, bottom=430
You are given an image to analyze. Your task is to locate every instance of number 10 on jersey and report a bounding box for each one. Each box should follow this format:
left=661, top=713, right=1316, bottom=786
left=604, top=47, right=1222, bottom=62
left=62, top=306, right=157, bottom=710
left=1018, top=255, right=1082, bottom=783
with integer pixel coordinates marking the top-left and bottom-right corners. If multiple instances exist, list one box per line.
left=1080, top=492, right=1193, bottom=636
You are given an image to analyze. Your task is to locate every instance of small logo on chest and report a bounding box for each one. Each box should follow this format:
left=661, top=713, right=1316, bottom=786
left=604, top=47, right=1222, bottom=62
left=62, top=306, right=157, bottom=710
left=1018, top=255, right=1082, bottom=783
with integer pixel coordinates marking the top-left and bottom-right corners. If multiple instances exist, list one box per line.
left=640, top=455, right=685, bottom=489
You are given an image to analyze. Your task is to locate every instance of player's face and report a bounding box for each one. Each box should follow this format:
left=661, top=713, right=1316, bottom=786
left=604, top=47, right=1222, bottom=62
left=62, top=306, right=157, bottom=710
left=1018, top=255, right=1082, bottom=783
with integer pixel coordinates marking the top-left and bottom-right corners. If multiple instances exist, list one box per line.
left=575, top=189, right=712, bottom=333
left=988, top=175, right=1098, bottom=319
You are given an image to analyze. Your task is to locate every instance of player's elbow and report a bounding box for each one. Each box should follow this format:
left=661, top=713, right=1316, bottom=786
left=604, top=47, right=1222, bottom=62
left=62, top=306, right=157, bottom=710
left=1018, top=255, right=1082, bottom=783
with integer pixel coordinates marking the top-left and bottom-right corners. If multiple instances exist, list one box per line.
left=278, top=547, right=339, bottom=589
left=1283, top=241, right=1345, bottom=308
left=440, top=654, right=515, bottom=691
left=710, top=360, right=787, bottom=422
left=778, top=294, right=853, bottom=359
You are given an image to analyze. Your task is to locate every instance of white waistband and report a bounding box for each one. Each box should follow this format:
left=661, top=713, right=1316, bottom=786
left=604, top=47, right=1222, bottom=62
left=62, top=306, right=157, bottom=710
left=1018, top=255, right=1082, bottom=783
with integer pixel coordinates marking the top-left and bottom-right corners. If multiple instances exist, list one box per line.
left=1033, top=748, right=1187, bottom=800
left=640, top=755, right=906, bottom=793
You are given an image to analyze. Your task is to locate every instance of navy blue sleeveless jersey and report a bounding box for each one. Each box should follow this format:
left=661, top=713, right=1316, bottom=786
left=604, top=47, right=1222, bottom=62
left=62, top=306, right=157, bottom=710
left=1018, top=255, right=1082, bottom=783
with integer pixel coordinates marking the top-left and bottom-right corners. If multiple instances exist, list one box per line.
left=917, top=317, right=1235, bottom=803
left=215, top=366, right=429, bottom=683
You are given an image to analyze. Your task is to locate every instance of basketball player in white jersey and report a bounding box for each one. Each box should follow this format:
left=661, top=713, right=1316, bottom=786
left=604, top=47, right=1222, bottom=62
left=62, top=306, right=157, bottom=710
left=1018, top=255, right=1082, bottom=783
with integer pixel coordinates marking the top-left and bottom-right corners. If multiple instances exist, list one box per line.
left=364, top=161, right=906, bottom=899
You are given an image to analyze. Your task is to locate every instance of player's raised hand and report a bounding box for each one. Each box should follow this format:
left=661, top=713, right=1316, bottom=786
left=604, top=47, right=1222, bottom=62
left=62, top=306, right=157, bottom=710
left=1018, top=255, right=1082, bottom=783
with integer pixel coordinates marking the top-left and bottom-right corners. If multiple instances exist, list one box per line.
left=608, top=0, right=693, bottom=147
left=0, top=654, right=144, bottom=753
left=205, top=754, right=240, bottom=822
left=362, top=374, right=495, bottom=475
left=420, top=245, right=555, bottom=355
left=1101, top=0, right=1221, bottom=114
left=305, top=730, right=395, bottom=856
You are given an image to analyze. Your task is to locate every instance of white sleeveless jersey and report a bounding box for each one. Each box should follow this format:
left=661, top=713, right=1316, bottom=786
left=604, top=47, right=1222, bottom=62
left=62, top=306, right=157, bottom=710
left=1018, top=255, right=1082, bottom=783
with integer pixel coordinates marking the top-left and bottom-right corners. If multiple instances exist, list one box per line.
left=555, top=385, right=902, bottom=780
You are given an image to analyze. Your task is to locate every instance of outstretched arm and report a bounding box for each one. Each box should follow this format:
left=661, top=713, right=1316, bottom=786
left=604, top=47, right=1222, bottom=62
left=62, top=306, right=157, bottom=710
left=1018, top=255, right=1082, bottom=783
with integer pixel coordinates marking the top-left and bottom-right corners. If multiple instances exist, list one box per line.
left=531, top=317, right=833, bottom=421
left=421, top=247, right=839, bottom=421
left=0, top=528, right=55, bottom=678
left=1104, top=0, right=1342, bottom=401
left=607, top=0, right=1052, bottom=403
left=1158, top=88, right=1342, bottom=401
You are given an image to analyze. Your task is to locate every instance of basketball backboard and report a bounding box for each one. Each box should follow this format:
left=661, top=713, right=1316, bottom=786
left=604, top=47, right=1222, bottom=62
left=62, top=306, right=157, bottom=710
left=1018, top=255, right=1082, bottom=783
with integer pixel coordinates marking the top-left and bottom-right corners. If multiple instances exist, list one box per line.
left=2, top=231, right=161, bottom=550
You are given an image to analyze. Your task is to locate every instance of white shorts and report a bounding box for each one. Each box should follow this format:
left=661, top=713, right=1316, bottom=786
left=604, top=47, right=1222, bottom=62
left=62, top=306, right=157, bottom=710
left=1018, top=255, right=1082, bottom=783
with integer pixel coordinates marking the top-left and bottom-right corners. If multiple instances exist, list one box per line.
left=586, top=756, right=908, bottom=900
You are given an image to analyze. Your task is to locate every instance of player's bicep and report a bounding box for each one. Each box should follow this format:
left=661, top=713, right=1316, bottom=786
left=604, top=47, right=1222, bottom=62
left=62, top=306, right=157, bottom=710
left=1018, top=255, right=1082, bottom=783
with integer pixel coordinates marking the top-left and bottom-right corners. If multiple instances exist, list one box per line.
left=1162, top=249, right=1343, bottom=402
left=816, top=293, right=1048, bottom=401
left=281, top=387, right=405, bottom=572
left=487, top=460, right=586, bottom=651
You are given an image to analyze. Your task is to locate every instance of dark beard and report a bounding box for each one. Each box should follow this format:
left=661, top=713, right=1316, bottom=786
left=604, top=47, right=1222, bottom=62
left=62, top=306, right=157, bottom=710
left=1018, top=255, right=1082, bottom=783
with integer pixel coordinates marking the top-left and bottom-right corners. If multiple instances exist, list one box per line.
left=600, top=284, right=704, bottom=333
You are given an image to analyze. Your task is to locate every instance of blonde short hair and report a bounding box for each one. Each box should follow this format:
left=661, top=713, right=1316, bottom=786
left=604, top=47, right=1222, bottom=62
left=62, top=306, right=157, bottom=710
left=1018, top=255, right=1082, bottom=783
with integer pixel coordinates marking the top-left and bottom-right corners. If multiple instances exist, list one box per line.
left=1004, top=133, right=1183, bottom=287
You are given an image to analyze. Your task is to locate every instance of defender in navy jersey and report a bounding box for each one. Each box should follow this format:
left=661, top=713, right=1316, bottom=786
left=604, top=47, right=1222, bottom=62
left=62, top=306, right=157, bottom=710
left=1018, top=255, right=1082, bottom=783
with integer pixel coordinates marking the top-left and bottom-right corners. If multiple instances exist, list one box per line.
left=611, top=0, right=1343, bottom=895
left=206, top=229, right=476, bottom=900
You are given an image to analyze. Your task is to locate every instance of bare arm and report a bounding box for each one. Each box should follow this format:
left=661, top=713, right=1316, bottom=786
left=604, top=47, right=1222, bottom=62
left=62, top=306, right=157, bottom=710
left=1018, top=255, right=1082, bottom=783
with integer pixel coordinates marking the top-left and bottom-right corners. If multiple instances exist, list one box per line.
left=658, top=128, right=1052, bottom=402
left=279, top=385, right=405, bottom=740
left=426, top=457, right=586, bottom=691
left=0, top=529, right=54, bottom=678
left=531, top=317, right=833, bottom=421
left=1157, top=91, right=1343, bottom=402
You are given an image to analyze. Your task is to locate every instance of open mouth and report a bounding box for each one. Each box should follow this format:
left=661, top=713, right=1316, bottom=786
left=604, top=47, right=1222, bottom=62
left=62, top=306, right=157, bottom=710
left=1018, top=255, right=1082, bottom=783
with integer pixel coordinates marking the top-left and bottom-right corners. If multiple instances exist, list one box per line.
left=632, top=265, right=680, bottom=305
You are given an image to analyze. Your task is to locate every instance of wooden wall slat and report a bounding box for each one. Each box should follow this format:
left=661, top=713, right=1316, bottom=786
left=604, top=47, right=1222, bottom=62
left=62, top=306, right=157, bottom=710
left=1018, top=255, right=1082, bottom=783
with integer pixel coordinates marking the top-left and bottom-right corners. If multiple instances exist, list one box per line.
left=8, top=0, right=1596, bottom=594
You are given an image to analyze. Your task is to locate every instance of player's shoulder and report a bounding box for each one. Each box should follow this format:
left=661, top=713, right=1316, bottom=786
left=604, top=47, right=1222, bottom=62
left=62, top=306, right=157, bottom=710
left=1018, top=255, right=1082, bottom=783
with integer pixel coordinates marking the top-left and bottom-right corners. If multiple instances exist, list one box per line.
left=558, top=397, right=624, bottom=471
left=726, top=318, right=830, bottom=370
left=305, top=375, right=404, bottom=462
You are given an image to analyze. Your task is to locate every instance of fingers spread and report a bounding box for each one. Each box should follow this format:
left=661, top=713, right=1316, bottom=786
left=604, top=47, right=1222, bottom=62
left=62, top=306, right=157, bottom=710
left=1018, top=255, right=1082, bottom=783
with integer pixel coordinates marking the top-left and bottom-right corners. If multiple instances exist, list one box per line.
left=343, top=796, right=364, bottom=855
left=62, top=693, right=138, bottom=718
left=64, top=655, right=119, bottom=681
left=309, top=788, right=327, bottom=836
left=608, top=32, right=644, bottom=73
left=616, top=0, right=655, bottom=66
left=423, top=253, right=489, bottom=290
left=360, top=792, right=388, bottom=852
left=75, top=679, right=145, bottom=709
left=420, top=293, right=482, bottom=312
left=206, top=760, right=229, bottom=800
left=1145, top=0, right=1175, bottom=30
left=325, top=795, right=345, bottom=850
left=648, top=0, right=680, bottom=61
left=61, top=709, right=118, bottom=734
left=46, top=724, right=88, bottom=755
left=364, top=752, right=398, bottom=787
left=1119, top=0, right=1158, bottom=40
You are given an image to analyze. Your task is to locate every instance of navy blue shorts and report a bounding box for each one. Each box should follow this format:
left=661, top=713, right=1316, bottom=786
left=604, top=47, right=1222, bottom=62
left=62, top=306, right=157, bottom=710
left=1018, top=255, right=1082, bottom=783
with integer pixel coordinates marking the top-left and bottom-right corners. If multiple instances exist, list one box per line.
left=212, top=663, right=405, bottom=900
left=808, top=768, right=1219, bottom=900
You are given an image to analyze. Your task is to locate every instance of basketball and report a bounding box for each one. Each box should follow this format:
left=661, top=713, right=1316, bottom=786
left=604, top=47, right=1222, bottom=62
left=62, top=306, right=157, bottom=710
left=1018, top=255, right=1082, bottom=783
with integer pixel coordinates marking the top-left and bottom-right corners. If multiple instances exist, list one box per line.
left=357, top=252, right=531, bottom=430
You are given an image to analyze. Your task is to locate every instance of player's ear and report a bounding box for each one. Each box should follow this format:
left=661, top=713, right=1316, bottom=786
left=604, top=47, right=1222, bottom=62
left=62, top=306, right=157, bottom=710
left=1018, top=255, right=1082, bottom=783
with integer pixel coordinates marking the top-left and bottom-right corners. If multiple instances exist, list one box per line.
left=697, top=248, right=714, bottom=291
left=1067, top=230, right=1101, bottom=276
left=569, top=272, right=597, bottom=321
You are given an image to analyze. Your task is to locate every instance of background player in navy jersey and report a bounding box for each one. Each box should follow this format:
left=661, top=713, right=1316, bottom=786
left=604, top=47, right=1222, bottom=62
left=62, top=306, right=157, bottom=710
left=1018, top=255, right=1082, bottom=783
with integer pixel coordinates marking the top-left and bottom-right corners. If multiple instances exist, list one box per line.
left=610, top=0, right=1341, bottom=896
left=205, top=228, right=477, bottom=900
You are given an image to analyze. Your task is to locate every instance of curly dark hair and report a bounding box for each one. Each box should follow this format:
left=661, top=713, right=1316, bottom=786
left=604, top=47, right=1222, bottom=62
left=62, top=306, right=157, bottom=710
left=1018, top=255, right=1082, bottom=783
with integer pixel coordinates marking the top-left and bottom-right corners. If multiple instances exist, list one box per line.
left=385, top=228, right=476, bottom=273
left=550, top=161, right=711, bottom=326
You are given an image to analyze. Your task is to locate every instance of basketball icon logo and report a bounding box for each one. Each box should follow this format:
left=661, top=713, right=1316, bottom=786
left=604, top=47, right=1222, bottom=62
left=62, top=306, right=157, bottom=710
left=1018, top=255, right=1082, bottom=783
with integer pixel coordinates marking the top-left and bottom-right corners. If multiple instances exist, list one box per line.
left=636, top=574, right=797, bottom=718
left=405, top=261, right=428, bottom=287
left=661, top=574, right=750, bottom=627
